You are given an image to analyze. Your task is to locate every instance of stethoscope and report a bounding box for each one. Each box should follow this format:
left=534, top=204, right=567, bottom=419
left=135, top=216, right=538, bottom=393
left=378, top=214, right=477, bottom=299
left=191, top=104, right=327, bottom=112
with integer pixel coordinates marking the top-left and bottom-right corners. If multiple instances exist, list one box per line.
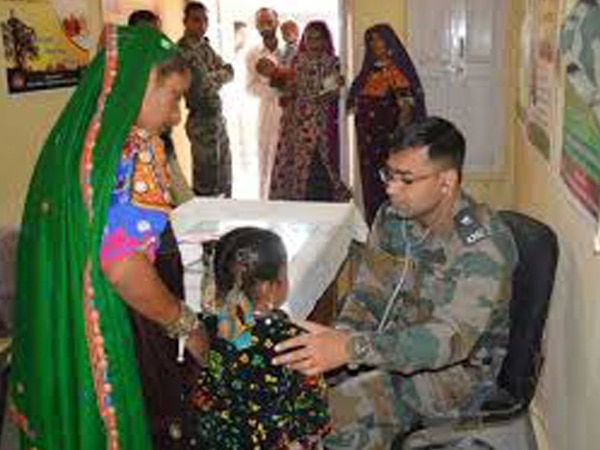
left=377, top=216, right=431, bottom=332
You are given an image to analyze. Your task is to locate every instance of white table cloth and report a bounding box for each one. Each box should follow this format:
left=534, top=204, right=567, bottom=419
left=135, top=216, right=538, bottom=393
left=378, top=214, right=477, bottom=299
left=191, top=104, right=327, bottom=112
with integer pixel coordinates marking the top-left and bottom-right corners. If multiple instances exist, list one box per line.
left=171, top=199, right=368, bottom=320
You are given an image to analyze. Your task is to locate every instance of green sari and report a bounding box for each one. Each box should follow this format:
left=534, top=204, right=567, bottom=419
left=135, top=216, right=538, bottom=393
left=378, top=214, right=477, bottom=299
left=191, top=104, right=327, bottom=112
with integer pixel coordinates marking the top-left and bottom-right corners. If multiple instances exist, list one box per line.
left=10, top=25, right=180, bottom=449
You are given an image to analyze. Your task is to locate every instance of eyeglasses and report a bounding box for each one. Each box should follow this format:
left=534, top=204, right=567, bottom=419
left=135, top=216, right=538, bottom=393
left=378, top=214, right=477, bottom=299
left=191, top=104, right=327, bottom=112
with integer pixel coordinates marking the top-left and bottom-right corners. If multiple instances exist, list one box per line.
left=378, top=166, right=440, bottom=185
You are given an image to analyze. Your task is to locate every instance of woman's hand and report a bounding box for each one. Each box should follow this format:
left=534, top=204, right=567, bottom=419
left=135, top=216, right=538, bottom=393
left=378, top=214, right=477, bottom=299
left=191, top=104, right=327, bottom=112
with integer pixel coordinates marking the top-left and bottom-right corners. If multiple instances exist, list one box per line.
left=272, top=320, right=351, bottom=376
left=102, top=253, right=183, bottom=326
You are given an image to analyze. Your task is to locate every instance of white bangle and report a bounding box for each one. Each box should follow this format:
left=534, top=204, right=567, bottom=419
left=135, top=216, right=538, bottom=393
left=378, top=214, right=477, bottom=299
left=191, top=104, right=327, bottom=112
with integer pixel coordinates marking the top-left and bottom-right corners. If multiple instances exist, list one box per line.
left=177, top=335, right=188, bottom=363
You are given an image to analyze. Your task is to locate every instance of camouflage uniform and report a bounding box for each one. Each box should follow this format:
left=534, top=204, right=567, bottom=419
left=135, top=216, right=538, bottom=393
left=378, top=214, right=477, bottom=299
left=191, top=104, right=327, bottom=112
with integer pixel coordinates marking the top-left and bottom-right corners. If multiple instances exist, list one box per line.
left=178, top=35, right=233, bottom=196
left=326, top=191, right=518, bottom=450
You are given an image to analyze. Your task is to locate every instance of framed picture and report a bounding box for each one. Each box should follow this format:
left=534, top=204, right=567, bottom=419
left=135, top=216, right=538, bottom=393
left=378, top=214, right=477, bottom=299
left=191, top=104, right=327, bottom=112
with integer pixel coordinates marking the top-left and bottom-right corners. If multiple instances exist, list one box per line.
left=0, top=0, right=92, bottom=93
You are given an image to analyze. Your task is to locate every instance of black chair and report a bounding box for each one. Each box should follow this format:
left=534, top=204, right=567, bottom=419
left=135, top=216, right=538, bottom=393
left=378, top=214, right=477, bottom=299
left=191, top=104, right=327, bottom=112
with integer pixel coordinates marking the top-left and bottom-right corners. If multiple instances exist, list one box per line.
left=393, top=211, right=559, bottom=450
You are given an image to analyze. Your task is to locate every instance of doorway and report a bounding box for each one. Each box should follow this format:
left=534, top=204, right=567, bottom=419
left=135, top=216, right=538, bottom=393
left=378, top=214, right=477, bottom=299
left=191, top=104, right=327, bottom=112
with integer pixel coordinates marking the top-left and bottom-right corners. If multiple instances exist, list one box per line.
left=407, top=0, right=508, bottom=174
left=101, top=0, right=346, bottom=200
left=201, top=0, right=345, bottom=199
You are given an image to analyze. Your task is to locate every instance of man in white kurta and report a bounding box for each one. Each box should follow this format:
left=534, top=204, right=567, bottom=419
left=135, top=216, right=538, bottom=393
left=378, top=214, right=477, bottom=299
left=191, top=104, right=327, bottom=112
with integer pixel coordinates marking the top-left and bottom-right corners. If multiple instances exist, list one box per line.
left=245, top=7, right=284, bottom=200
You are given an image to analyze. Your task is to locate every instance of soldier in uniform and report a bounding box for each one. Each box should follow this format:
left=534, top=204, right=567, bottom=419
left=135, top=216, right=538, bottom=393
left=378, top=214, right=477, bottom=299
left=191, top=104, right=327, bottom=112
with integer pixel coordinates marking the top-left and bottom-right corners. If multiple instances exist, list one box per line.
left=179, top=2, right=234, bottom=197
left=273, top=116, right=518, bottom=449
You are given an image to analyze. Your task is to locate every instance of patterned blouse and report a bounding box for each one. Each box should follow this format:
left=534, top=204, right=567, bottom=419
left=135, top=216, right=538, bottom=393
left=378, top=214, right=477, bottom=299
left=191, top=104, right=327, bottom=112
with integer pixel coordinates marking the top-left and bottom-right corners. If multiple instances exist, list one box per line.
left=361, top=63, right=410, bottom=98
left=100, top=127, right=172, bottom=268
left=191, top=310, right=331, bottom=449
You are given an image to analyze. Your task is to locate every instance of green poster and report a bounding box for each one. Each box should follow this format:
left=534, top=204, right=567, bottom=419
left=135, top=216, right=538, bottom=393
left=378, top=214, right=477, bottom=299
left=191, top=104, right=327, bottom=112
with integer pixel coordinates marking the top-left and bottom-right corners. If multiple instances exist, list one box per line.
left=560, top=1, right=600, bottom=218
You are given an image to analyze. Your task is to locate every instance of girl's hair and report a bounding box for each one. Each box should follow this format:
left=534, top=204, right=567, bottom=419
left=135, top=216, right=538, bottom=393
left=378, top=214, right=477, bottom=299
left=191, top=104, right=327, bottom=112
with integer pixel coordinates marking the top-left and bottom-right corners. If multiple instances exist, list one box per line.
left=214, top=227, right=287, bottom=302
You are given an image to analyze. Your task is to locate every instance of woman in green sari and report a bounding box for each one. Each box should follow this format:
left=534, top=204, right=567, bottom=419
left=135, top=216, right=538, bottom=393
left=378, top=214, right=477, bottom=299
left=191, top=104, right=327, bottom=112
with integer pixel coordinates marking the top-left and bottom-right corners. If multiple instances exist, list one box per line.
left=9, top=25, right=206, bottom=449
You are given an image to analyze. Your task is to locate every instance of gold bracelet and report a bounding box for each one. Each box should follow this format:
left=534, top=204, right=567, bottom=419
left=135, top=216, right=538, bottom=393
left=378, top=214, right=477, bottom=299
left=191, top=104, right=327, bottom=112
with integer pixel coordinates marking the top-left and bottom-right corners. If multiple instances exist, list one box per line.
left=163, top=303, right=199, bottom=339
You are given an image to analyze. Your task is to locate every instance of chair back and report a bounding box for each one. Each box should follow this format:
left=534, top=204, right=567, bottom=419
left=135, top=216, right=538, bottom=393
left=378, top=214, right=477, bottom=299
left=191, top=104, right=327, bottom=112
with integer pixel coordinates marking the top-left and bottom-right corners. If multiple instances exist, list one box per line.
left=496, top=211, right=558, bottom=407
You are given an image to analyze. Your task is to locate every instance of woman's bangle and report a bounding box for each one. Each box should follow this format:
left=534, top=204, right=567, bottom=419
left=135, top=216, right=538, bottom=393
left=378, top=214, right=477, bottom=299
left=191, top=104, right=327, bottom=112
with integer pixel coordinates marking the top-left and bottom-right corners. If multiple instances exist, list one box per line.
left=163, top=303, right=199, bottom=339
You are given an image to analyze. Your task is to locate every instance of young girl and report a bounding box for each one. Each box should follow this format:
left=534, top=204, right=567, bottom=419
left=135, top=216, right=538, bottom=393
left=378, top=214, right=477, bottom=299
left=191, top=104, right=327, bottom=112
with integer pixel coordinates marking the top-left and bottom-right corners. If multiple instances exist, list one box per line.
left=191, top=227, right=331, bottom=449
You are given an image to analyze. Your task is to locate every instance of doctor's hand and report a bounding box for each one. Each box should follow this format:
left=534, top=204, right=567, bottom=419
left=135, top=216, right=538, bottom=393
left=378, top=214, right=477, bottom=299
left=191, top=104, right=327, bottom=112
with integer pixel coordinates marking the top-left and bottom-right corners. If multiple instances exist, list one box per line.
left=272, top=320, right=351, bottom=376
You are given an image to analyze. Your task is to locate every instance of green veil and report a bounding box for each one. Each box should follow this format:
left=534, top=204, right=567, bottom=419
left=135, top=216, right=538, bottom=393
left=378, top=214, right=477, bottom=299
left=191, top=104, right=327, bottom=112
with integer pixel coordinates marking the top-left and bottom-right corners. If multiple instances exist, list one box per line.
left=10, top=25, right=180, bottom=449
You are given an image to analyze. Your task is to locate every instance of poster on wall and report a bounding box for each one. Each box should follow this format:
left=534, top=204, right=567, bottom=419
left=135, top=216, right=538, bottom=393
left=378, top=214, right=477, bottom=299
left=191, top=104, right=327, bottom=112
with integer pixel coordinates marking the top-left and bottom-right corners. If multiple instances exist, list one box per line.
left=0, top=0, right=92, bottom=94
left=559, top=0, right=600, bottom=219
left=517, top=0, right=560, bottom=159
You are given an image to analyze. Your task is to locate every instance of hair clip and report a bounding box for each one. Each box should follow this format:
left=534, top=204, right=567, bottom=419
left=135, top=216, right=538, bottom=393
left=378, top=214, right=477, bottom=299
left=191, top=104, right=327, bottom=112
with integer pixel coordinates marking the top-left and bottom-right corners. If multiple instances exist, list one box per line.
left=235, top=247, right=259, bottom=266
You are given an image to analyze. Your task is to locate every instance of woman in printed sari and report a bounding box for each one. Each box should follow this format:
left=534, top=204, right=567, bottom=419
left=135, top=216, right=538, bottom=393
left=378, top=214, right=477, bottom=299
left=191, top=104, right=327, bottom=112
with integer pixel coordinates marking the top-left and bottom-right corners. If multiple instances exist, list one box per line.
left=10, top=25, right=207, bottom=450
left=348, top=23, right=426, bottom=225
left=270, top=21, right=350, bottom=202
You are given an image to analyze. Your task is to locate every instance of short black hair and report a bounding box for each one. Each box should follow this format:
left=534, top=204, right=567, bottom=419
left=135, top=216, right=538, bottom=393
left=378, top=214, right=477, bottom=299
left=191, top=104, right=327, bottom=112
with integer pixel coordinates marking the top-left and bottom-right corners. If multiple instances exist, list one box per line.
left=234, top=21, right=247, bottom=33
left=390, top=116, right=466, bottom=177
left=127, top=10, right=159, bottom=27
left=213, top=227, right=287, bottom=302
left=184, top=2, right=207, bottom=20
left=255, top=7, right=279, bottom=22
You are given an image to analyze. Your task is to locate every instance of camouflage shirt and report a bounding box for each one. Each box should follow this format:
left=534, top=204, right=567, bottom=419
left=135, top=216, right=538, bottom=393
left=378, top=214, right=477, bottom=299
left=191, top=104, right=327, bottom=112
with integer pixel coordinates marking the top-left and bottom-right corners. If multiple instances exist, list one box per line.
left=178, top=34, right=234, bottom=114
left=336, top=191, right=518, bottom=410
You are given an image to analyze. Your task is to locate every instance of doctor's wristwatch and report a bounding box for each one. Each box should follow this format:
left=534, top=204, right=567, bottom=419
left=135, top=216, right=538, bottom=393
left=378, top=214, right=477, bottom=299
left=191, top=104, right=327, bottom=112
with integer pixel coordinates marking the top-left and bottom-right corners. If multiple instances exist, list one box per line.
left=346, top=333, right=372, bottom=370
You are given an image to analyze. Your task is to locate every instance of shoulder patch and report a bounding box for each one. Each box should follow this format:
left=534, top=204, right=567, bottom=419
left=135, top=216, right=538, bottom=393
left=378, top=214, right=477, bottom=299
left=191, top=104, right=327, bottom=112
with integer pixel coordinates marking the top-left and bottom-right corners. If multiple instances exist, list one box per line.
left=455, top=207, right=488, bottom=245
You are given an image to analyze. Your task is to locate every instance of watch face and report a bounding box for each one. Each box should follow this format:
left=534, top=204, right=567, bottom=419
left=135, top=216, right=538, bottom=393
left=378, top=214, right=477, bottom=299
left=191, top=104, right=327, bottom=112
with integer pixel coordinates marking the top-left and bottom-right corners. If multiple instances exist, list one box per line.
left=352, top=334, right=371, bottom=361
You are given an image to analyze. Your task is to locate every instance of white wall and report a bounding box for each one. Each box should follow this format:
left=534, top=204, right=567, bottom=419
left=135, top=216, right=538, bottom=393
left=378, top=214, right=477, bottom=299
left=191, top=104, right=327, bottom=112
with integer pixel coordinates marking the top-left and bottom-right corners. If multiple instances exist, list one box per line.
left=507, top=0, right=600, bottom=448
left=0, top=0, right=103, bottom=226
